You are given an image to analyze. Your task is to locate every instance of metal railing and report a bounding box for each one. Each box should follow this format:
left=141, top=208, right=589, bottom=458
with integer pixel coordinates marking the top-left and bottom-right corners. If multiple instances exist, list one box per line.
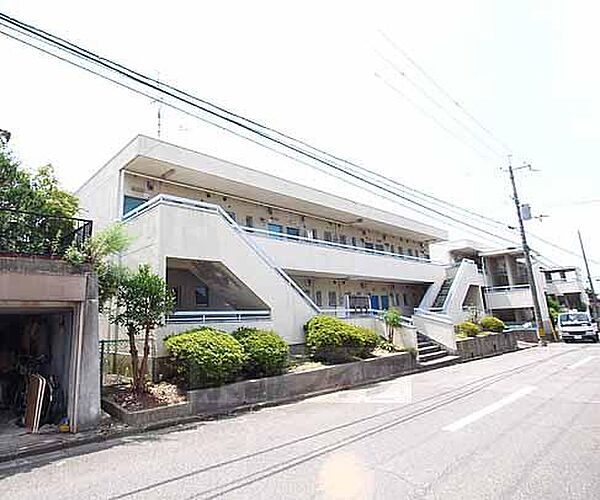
left=167, top=309, right=272, bottom=324
left=319, top=307, right=414, bottom=325
left=0, top=208, right=92, bottom=258
left=484, top=284, right=530, bottom=293
left=243, top=226, right=438, bottom=264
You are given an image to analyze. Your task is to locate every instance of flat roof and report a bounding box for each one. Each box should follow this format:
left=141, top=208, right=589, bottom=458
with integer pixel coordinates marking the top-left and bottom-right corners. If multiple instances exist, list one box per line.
left=83, top=135, right=448, bottom=242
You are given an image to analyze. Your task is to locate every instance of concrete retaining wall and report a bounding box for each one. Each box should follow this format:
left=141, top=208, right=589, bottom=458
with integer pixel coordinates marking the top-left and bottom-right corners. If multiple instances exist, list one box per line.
left=509, top=329, right=539, bottom=343
left=456, top=332, right=518, bottom=361
left=102, top=352, right=416, bottom=427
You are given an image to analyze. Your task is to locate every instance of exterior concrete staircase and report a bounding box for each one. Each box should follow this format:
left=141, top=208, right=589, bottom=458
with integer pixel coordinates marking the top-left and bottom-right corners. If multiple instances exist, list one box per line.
left=431, top=277, right=454, bottom=309
left=416, top=333, right=459, bottom=369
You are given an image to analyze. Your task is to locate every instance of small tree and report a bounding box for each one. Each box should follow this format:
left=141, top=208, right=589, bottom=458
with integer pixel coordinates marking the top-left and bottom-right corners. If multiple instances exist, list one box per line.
left=382, top=308, right=403, bottom=343
left=66, top=223, right=132, bottom=311
left=110, top=265, right=174, bottom=393
left=546, top=296, right=562, bottom=325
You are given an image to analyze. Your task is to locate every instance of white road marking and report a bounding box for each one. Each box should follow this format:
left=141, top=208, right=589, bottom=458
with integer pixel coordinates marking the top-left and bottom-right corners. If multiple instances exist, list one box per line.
left=567, top=356, right=596, bottom=370
left=443, top=386, right=536, bottom=432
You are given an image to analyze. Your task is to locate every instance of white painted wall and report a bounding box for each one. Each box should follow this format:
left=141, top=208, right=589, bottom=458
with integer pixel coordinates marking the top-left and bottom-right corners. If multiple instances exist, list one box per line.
left=254, top=235, right=444, bottom=284
left=123, top=199, right=316, bottom=346
left=413, top=310, right=457, bottom=351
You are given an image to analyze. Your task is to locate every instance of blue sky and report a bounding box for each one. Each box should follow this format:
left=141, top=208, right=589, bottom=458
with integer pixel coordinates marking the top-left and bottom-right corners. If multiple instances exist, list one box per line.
left=1, top=1, right=598, bottom=279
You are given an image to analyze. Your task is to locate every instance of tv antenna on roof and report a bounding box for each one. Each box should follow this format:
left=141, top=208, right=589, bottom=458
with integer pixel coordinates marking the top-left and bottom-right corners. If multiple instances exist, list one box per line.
left=151, top=72, right=163, bottom=138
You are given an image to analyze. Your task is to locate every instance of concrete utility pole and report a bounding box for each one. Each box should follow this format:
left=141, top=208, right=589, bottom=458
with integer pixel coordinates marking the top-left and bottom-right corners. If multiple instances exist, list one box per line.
left=577, top=229, right=599, bottom=319
left=506, top=157, right=549, bottom=345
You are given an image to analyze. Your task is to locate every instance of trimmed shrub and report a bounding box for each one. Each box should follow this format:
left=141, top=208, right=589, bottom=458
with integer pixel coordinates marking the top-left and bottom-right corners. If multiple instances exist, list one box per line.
left=233, top=327, right=289, bottom=377
left=456, top=321, right=480, bottom=338
left=305, top=316, right=379, bottom=362
left=479, top=316, right=506, bottom=333
left=164, top=328, right=246, bottom=389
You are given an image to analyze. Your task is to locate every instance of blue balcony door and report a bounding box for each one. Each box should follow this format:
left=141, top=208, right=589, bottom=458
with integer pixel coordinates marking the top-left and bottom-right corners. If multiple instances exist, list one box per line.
left=370, top=295, right=380, bottom=310
left=380, top=295, right=389, bottom=310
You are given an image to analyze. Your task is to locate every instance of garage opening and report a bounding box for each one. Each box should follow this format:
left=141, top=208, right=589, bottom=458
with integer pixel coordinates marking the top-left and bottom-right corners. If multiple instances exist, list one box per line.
left=0, top=310, right=72, bottom=437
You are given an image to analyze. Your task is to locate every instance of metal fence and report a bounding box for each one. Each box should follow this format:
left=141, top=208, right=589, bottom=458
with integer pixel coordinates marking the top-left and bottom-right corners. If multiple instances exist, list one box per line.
left=0, top=208, right=92, bottom=258
left=99, top=338, right=159, bottom=387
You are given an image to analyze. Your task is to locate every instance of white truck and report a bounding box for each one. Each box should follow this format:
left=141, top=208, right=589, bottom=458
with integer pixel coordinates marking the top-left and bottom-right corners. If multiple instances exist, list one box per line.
left=557, top=311, right=599, bottom=343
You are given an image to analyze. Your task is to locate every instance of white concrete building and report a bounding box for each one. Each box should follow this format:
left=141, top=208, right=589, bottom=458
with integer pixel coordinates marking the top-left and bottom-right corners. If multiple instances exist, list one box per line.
left=431, top=239, right=589, bottom=336
left=77, top=136, right=489, bottom=355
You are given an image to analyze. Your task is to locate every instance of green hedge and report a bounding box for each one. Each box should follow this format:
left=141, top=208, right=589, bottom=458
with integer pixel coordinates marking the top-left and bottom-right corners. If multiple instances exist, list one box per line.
left=479, top=316, right=506, bottom=333
left=232, top=327, right=289, bottom=377
left=165, top=328, right=246, bottom=389
left=305, top=316, right=380, bottom=362
left=456, top=321, right=480, bottom=338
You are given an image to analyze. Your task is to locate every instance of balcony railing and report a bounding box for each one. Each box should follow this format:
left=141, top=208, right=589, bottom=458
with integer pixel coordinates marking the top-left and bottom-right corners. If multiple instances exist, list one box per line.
left=0, top=208, right=93, bottom=259
left=484, top=284, right=530, bottom=293
left=320, top=307, right=414, bottom=325
left=243, top=226, right=437, bottom=265
left=167, top=309, right=271, bottom=324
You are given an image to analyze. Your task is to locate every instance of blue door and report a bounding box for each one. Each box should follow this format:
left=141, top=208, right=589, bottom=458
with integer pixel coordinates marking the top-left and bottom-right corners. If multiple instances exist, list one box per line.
left=380, top=295, right=389, bottom=310
left=370, top=295, right=380, bottom=310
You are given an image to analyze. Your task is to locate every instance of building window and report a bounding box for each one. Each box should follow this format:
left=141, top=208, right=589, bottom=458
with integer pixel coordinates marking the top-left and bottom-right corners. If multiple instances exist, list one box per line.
left=339, top=235, right=347, bottom=245
left=328, top=291, right=337, bottom=307
left=351, top=237, right=357, bottom=246
left=390, top=245, right=395, bottom=253
left=315, top=291, right=322, bottom=307
left=123, top=195, right=146, bottom=215
left=374, top=243, right=384, bottom=252
left=194, top=285, right=209, bottom=306
left=286, top=227, right=300, bottom=237
left=324, top=231, right=332, bottom=242
left=365, top=242, right=374, bottom=250
left=245, top=215, right=254, bottom=228
left=309, top=229, right=318, bottom=239
left=267, top=223, right=283, bottom=234
left=398, top=247, right=403, bottom=255
left=403, top=292, right=408, bottom=305
left=407, top=249, right=413, bottom=256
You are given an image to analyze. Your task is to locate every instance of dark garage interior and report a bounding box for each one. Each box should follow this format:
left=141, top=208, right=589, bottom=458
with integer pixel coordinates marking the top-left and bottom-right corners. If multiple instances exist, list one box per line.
left=0, top=311, right=72, bottom=436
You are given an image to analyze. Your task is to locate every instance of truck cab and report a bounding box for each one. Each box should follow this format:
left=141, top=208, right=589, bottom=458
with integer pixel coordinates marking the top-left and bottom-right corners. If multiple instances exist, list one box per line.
left=557, top=311, right=599, bottom=343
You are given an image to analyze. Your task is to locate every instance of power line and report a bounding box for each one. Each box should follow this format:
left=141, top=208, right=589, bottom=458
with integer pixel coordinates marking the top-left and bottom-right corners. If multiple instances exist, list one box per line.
left=375, top=49, right=506, bottom=160
left=375, top=73, right=499, bottom=164
left=378, top=29, right=513, bottom=155
left=1, top=13, right=594, bottom=265
left=0, top=14, right=524, bottom=249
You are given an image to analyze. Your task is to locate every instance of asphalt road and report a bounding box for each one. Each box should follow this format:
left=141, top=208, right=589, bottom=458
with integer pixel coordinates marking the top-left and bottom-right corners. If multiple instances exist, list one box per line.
left=2, top=343, right=599, bottom=499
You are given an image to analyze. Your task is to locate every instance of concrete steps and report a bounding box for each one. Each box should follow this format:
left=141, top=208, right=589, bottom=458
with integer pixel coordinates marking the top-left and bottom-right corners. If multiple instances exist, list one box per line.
left=416, top=333, right=459, bottom=369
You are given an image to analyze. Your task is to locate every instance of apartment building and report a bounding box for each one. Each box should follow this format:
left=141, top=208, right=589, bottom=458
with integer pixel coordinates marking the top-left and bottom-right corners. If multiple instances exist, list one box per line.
left=78, top=136, right=490, bottom=354
left=543, top=266, right=589, bottom=311
left=431, top=239, right=589, bottom=336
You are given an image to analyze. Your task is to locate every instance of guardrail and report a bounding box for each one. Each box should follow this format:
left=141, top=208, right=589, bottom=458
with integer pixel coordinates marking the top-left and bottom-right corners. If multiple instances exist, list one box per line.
left=320, top=308, right=413, bottom=326
left=0, top=208, right=92, bottom=259
left=484, top=284, right=530, bottom=292
left=242, top=226, right=439, bottom=265
left=167, top=309, right=272, bottom=324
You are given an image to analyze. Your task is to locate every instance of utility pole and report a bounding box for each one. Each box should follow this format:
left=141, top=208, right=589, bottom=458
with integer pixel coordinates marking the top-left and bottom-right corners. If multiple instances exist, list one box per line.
left=577, top=229, right=598, bottom=319
left=506, top=157, right=550, bottom=344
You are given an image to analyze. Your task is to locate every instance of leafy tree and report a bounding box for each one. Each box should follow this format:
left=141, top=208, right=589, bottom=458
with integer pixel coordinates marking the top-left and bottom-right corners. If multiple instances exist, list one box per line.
left=110, top=265, right=175, bottom=394
left=382, top=308, right=403, bottom=342
left=0, top=143, right=79, bottom=255
left=546, top=296, right=562, bottom=325
left=66, top=223, right=132, bottom=311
